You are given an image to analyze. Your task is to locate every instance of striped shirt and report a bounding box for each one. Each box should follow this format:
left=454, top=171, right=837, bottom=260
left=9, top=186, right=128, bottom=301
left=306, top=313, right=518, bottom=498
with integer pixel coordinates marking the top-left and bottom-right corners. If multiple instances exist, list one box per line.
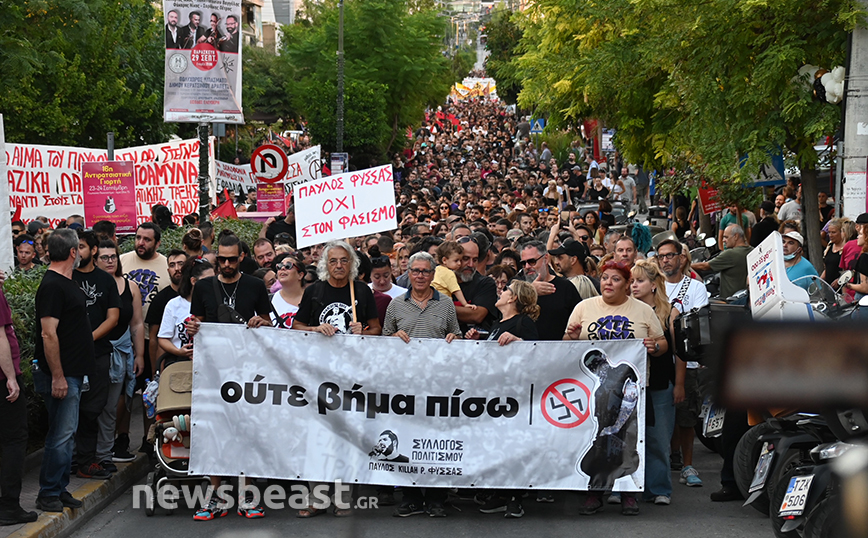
left=382, top=288, right=462, bottom=339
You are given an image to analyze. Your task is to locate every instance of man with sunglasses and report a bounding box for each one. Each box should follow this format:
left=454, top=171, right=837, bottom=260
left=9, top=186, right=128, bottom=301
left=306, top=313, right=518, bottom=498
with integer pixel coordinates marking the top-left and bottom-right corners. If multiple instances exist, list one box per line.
left=14, top=234, right=42, bottom=272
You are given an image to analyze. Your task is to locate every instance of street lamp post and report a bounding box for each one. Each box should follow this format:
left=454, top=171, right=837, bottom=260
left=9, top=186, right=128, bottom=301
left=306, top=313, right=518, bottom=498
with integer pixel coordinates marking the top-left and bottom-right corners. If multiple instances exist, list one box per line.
left=336, top=0, right=344, bottom=153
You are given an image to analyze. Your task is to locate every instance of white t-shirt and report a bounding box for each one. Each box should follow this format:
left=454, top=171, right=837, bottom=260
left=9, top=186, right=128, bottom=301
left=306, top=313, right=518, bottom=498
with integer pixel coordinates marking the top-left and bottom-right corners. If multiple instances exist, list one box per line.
left=271, top=293, right=300, bottom=328
left=370, top=283, right=407, bottom=299
left=157, top=296, right=194, bottom=351
left=665, top=276, right=709, bottom=368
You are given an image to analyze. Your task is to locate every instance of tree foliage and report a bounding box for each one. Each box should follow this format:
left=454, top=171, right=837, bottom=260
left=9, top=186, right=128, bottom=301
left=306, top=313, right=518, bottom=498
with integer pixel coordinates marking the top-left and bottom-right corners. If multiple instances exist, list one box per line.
left=242, top=45, right=298, bottom=122
left=0, top=0, right=173, bottom=147
left=281, top=0, right=452, bottom=159
left=484, top=6, right=523, bottom=105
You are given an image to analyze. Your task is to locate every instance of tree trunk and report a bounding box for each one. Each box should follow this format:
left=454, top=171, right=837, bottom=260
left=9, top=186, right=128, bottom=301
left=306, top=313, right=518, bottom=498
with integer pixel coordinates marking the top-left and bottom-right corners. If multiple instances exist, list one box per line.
left=800, top=166, right=824, bottom=273
left=387, top=114, right=399, bottom=153
left=699, top=202, right=713, bottom=236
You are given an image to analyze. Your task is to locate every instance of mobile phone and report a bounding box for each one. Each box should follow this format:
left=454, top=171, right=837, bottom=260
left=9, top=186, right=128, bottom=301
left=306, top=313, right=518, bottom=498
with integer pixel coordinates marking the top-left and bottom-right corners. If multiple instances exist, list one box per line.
left=560, top=212, right=570, bottom=225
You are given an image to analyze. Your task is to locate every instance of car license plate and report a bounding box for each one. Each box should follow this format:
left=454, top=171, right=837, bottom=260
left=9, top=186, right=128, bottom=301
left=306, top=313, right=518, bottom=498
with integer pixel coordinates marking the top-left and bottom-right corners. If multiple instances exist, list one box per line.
left=778, top=475, right=814, bottom=517
left=749, top=443, right=774, bottom=493
left=704, top=404, right=726, bottom=438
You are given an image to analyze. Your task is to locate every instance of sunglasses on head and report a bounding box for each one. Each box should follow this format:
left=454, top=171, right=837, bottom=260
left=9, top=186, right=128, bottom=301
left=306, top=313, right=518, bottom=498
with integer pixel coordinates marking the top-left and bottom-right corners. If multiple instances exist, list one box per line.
left=371, top=255, right=391, bottom=268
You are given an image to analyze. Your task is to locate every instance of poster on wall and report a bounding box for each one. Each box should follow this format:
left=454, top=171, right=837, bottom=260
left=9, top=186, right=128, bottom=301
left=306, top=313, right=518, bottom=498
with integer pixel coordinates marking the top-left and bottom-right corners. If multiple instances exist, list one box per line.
left=82, top=161, right=137, bottom=233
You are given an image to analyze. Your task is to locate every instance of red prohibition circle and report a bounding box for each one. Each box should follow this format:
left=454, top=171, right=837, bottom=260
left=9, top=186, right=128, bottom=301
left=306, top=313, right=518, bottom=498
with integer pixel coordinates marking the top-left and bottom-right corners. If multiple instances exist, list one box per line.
left=251, top=144, right=289, bottom=183
left=541, top=378, right=592, bottom=429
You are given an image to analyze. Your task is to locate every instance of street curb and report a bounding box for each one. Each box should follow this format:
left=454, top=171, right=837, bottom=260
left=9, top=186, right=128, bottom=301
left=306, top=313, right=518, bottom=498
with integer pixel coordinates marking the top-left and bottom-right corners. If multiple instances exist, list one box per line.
left=7, top=455, right=150, bottom=538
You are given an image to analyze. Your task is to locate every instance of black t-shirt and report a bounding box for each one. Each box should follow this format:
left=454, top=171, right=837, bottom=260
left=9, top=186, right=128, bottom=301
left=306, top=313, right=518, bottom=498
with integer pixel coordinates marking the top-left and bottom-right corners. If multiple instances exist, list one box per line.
left=265, top=218, right=295, bottom=243
left=191, top=274, right=271, bottom=323
left=854, top=253, right=868, bottom=285
left=108, top=279, right=134, bottom=341
left=295, top=280, right=379, bottom=334
left=488, top=314, right=538, bottom=342
left=534, top=275, right=582, bottom=341
left=73, top=267, right=121, bottom=356
left=456, top=272, right=498, bottom=332
left=587, top=185, right=609, bottom=201
left=146, top=286, right=180, bottom=329
left=35, top=270, right=95, bottom=377
left=750, top=217, right=779, bottom=248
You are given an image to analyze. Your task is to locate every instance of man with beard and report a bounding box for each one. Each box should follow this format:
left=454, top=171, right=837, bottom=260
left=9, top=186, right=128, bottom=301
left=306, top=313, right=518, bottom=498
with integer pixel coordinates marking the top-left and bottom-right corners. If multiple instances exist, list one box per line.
left=34, top=230, right=91, bottom=512
left=656, top=239, right=707, bottom=487
left=188, top=233, right=272, bottom=520
left=520, top=241, right=581, bottom=341
left=178, top=10, right=205, bottom=49
left=119, top=222, right=169, bottom=457
left=165, top=9, right=181, bottom=48
left=218, top=15, right=240, bottom=53
left=454, top=237, right=498, bottom=333
left=71, top=231, right=120, bottom=480
left=110, top=249, right=187, bottom=462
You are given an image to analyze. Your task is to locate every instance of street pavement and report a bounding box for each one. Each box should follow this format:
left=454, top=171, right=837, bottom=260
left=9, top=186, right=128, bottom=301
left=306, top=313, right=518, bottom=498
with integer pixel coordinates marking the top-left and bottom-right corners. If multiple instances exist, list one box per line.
left=70, top=440, right=772, bottom=538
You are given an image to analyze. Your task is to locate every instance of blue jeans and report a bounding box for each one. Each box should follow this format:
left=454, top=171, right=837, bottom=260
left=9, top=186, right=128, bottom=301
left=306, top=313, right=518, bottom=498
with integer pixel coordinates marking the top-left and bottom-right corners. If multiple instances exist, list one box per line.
left=644, top=383, right=675, bottom=499
left=34, top=370, right=83, bottom=498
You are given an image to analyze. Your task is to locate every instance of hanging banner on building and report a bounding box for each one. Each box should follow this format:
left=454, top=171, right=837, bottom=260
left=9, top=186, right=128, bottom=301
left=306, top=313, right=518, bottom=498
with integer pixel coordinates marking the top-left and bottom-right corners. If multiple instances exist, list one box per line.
left=82, top=161, right=138, bottom=233
left=5, top=138, right=213, bottom=227
left=163, top=0, right=243, bottom=123
left=293, top=164, right=397, bottom=249
left=190, top=325, right=647, bottom=490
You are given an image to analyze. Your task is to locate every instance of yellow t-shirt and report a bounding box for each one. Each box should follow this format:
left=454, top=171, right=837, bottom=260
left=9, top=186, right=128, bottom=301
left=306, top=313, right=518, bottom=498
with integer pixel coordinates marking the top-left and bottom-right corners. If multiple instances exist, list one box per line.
left=432, top=265, right=462, bottom=297
left=565, top=296, right=664, bottom=341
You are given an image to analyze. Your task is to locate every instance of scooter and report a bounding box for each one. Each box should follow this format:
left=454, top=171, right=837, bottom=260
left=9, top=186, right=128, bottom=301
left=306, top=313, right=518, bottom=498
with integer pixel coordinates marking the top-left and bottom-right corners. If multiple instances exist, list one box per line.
left=768, top=408, right=868, bottom=538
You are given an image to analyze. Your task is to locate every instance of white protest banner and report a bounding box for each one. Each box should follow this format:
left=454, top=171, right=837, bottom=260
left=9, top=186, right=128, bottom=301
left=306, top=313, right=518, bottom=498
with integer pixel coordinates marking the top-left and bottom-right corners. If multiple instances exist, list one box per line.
left=293, top=164, right=397, bottom=249
left=163, top=0, right=243, bottom=123
left=191, top=325, right=647, bottom=491
left=0, top=115, right=14, bottom=274
left=214, top=159, right=256, bottom=195
left=283, top=145, right=322, bottom=186
left=5, top=138, right=213, bottom=227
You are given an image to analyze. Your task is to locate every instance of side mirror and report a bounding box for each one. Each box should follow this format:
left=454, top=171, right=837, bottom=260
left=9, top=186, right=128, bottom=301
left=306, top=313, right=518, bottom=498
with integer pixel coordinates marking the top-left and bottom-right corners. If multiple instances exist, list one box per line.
left=705, top=238, right=717, bottom=248
left=859, top=296, right=868, bottom=308
left=684, top=231, right=693, bottom=237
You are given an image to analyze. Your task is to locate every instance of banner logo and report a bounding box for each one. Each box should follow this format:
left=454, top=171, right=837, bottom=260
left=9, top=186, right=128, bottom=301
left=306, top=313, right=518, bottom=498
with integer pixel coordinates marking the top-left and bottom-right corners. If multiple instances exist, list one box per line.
left=541, top=379, right=591, bottom=429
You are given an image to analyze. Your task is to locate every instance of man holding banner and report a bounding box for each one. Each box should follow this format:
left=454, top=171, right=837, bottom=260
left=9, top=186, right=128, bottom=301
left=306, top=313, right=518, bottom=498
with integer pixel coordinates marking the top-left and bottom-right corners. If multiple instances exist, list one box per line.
left=382, top=251, right=461, bottom=517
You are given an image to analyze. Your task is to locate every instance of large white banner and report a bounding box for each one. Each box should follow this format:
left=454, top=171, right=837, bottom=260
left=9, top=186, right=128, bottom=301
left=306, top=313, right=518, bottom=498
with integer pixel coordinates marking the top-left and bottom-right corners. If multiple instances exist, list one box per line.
left=190, top=325, right=647, bottom=491
left=5, top=138, right=214, bottom=227
left=163, top=0, right=243, bottom=123
left=0, top=115, right=14, bottom=274
left=213, top=146, right=322, bottom=197
left=294, top=164, right=397, bottom=249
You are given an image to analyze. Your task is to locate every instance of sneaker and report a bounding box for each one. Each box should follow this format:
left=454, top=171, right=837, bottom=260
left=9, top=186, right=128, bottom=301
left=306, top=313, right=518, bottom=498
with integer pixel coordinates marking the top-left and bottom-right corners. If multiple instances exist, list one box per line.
left=670, top=450, right=683, bottom=471
left=607, top=493, right=621, bottom=504
left=194, top=498, right=228, bottom=521
left=680, top=466, right=703, bottom=487
left=535, top=492, right=554, bottom=503
left=710, top=486, right=742, bottom=502
left=112, top=434, right=136, bottom=462
left=393, top=501, right=425, bottom=517
left=100, top=461, right=118, bottom=473
left=621, top=494, right=640, bottom=515
left=138, top=436, right=154, bottom=458
left=377, top=490, right=396, bottom=506
left=35, top=496, right=64, bottom=513
left=653, top=495, right=671, bottom=505
left=504, top=497, right=524, bottom=518
left=77, top=462, right=111, bottom=479
left=578, top=494, right=604, bottom=515
left=427, top=503, right=446, bottom=518
left=478, top=496, right=507, bottom=514
left=237, top=498, right=265, bottom=519
left=0, top=504, right=39, bottom=525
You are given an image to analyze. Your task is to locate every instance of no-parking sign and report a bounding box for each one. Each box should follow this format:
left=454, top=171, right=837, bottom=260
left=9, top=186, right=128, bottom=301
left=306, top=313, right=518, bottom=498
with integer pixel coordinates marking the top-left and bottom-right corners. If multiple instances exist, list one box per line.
left=251, top=144, right=288, bottom=184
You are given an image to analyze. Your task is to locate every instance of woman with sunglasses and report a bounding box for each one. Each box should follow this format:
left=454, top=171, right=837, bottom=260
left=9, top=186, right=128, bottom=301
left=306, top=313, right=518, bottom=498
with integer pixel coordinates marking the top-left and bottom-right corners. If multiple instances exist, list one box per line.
left=271, top=253, right=306, bottom=328
left=465, top=280, right=539, bottom=517
left=157, top=257, right=214, bottom=367
left=564, top=261, right=668, bottom=516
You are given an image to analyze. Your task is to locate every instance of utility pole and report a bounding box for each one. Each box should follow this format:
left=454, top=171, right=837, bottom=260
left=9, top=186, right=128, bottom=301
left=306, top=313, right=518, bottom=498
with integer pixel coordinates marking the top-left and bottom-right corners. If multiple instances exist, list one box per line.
left=336, top=0, right=344, bottom=153
left=842, top=17, right=868, bottom=219
left=198, top=123, right=211, bottom=222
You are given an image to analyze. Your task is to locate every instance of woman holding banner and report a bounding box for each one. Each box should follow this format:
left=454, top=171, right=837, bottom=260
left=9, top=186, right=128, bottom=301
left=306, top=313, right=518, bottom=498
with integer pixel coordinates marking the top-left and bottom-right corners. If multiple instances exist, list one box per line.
left=465, top=280, right=539, bottom=518
left=563, top=261, right=668, bottom=516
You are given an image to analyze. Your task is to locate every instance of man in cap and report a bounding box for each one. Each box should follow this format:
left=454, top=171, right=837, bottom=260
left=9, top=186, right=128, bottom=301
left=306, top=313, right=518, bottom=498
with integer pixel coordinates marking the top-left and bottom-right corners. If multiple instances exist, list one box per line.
left=548, top=239, right=599, bottom=300
left=782, top=231, right=818, bottom=290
